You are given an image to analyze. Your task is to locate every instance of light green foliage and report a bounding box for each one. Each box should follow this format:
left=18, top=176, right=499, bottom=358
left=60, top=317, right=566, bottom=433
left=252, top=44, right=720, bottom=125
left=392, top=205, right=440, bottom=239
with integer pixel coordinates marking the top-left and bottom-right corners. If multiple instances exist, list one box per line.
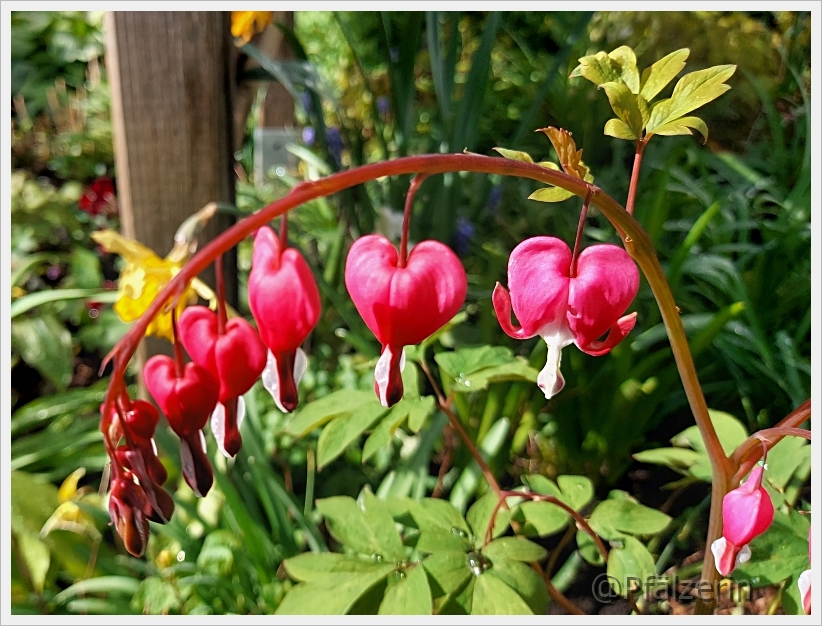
left=572, top=45, right=735, bottom=142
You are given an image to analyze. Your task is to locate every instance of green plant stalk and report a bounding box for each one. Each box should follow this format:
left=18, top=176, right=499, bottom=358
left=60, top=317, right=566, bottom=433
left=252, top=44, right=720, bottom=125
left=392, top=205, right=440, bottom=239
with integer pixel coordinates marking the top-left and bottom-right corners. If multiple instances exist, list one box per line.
left=100, top=154, right=730, bottom=609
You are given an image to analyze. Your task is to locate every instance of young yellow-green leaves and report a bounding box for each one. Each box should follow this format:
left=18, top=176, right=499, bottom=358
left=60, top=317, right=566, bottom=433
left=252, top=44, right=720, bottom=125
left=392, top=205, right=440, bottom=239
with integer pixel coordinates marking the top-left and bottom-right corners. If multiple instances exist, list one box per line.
left=493, top=127, right=593, bottom=204
left=571, top=46, right=736, bottom=143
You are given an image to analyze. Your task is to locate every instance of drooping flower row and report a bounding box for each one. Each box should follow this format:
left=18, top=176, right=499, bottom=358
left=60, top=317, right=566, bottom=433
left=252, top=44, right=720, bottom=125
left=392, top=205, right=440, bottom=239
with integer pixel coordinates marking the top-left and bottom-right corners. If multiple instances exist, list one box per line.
left=107, top=222, right=643, bottom=555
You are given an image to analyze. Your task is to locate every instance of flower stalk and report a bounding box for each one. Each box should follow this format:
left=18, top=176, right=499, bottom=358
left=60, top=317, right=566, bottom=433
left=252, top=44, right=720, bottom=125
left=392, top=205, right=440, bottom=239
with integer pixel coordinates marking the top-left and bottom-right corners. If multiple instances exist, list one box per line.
left=100, top=153, right=730, bottom=608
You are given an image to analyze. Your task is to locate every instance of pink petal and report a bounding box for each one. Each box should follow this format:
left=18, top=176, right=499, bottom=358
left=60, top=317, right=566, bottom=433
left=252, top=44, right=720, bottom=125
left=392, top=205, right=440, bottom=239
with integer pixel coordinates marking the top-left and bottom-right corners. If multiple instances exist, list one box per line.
left=798, top=569, right=811, bottom=615
left=576, top=312, right=637, bottom=356
left=721, top=466, right=774, bottom=547
left=249, top=226, right=321, bottom=354
left=504, top=237, right=571, bottom=338
left=567, top=244, right=639, bottom=350
left=492, top=283, right=532, bottom=339
left=345, top=235, right=466, bottom=348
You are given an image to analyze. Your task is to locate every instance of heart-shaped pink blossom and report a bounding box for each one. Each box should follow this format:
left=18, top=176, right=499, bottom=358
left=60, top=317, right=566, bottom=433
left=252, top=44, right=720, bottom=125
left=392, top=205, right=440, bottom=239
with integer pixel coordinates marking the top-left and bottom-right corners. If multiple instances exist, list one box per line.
left=249, top=226, right=321, bottom=413
left=144, top=355, right=218, bottom=496
left=178, top=306, right=266, bottom=402
left=493, top=236, right=638, bottom=399
left=345, top=234, right=467, bottom=406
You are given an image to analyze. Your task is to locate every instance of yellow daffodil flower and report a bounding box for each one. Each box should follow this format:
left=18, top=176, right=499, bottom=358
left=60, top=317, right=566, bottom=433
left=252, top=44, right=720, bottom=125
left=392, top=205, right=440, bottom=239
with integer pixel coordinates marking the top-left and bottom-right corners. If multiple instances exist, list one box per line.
left=231, top=11, right=273, bottom=45
left=91, top=204, right=220, bottom=342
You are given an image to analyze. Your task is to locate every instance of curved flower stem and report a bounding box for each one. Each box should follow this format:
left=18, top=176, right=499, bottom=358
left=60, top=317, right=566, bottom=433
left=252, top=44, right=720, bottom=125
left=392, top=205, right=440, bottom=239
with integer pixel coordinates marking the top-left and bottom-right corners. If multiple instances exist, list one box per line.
left=569, top=189, right=593, bottom=278
left=731, top=399, right=811, bottom=483
left=626, top=138, right=648, bottom=216
left=99, top=154, right=726, bottom=604
left=441, top=393, right=503, bottom=501
left=215, top=255, right=227, bottom=334
left=398, top=174, right=428, bottom=268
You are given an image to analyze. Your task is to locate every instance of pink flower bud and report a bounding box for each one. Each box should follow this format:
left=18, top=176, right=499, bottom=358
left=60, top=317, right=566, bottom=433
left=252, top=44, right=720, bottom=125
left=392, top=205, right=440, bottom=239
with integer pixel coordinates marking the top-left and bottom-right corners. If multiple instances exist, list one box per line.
left=248, top=226, right=321, bottom=413
left=345, top=235, right=467, bottom=407
left=711, top=465, right=775, bottom=576
left=492, top=237, right=638, bottom=399
left=144, top=355, right=218, bottom=496
left=178, top=305, right=266, bottom=456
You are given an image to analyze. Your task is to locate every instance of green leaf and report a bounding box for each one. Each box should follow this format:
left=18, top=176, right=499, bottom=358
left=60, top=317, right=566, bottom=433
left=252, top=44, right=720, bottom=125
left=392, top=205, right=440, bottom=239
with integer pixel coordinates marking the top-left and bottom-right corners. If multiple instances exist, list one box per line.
left=639, top=48, right=689, bottom=100
left=557, top=475, right=595, bottom=511
left=275, top=566, right=394, bottom=615
left=577, top=529, right=605, bottom=566
left=493, top=147, right=533, bottom=163
left=518, top=501, right=568, bottom=538
left=607, top=536, right=656, bottom=598
left=671, top=410, right=748, bottom=457
left=286, top=389, right=377, bottom=437
left=11, top=314, right=73, bottom=390
left=607, top=45, right=640, bottom=93
left=600, top=82, right=643, bottom=139
left=650, top=115, right=709, bottom=141
left=435, top=345, right=514, bottom=378
left=362, top=400, right=411, bottom=463
left=604, top=118, right=638, bottom=141
left=68, top=247, right=104, bottom=289
left=378, top=565, right=432, bottom=615
left=570, top=51, right=621, bottom=86
left=316, top=402, right=388, bottom=467
left=632, top=448, right=705, bottom=475
left=486, top=558, right=548, bottom=614
left=409, top=498, right=470, bottom=535
left=13, top=531, right=49, bottom=594
left=416, top=531, right=472, bottom=554
left=55, top=576, right=141, bottom=605
left=646, top=64, right=736, bottom=132
left=763, top=436, right=809, bottom=491
left=423, top=551, right=471, bottom=597
left=407, top=396, right=435, bottom=433
left=471, top=572, right=532, bottom=615
left=483, top=537, right=547, bottom=563
left=451, top=360, right=538, bottom=393
left=466, top=492, right=512, bottom=545
left=10, top=288, right=116, bottom=319
left=285, top=553, right=394, bottom=583
left=733, top=510, right=810, bottom=586
left=316, top=493, right=405, bottom=560
left=527, top=186, right=575, bottom=203
left=588, top=499, right=671, bottom=540
left=131, top=576, right=180, bottom=614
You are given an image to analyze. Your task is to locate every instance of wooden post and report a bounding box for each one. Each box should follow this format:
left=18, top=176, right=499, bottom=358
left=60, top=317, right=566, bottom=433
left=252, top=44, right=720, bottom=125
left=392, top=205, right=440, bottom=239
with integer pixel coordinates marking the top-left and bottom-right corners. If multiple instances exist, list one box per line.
left=105, top=12, right=237, bottom=371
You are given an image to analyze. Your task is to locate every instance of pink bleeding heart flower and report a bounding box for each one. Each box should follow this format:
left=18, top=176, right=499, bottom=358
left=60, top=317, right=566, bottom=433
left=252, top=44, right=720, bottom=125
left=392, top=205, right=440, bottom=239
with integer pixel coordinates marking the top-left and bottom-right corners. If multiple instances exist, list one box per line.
left=798, top=526, right=811, bottom=615
left=345, top=234, right=467, bottom=407
left=493, top=237, right=639, bottom=400
left=144, top=355, right=218, bottom=496
left=178, top=305, right=266, bottom=457
left=711, top=464, right=775, bottom=576
left=108, top=472, right=151, bottom=557
left=248, top=226, right=321, bottom=413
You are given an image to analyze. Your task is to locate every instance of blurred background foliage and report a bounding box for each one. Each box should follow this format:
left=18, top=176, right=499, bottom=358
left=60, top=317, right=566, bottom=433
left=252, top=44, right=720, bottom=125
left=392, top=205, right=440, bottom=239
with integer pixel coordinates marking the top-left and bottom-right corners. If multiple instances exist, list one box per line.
left=10, top=10, right=810, bottom=615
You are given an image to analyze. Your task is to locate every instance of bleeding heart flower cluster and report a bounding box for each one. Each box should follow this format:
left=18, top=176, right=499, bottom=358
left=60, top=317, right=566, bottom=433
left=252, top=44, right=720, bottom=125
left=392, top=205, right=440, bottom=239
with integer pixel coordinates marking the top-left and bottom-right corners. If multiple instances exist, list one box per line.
left=106, top=213, right=645, bottom=556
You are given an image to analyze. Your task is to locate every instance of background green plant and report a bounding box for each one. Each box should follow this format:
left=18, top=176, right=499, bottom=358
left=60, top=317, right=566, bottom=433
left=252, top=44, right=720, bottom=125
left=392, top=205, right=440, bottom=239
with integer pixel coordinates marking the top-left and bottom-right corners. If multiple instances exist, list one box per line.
left=10, top=10, right=810, bottom=616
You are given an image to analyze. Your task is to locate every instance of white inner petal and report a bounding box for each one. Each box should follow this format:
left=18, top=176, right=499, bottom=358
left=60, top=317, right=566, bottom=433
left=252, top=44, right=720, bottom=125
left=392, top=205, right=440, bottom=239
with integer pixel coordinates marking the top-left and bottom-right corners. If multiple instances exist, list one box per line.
left=735, top=544, right=751, bottom=566
left=710, top=537, right=727, bottom=572
left=210, top=402, right=228, bottom=458
left=261, top=350, right=286, bottom=413
left=537, top=330, right=574, bottom=400
left=236, top=395, right=246, bottom=432
left=374, top=346, right=393, bottom=407
left=294, top=348, right=308, bottom=388
left=797, top=569, right=811, bottom=606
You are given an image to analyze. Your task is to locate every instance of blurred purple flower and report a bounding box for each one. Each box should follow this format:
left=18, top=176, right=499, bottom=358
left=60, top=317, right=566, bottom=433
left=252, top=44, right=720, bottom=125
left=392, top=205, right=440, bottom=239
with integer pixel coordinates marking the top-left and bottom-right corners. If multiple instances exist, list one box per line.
left=326, top=126, right=344, bottom=167
left=302, top=126, right=315, bottom=147
left=486, top=184, right=502, bottom=215
left=453, top=216, right=476, bottom=256
left=389, top=47, right=399, bottom=63
left=300, top=91, right=314, bottom=116
left=46, top=265, right=62, bottom=281
left=377, top=96, right=390, bottom=117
